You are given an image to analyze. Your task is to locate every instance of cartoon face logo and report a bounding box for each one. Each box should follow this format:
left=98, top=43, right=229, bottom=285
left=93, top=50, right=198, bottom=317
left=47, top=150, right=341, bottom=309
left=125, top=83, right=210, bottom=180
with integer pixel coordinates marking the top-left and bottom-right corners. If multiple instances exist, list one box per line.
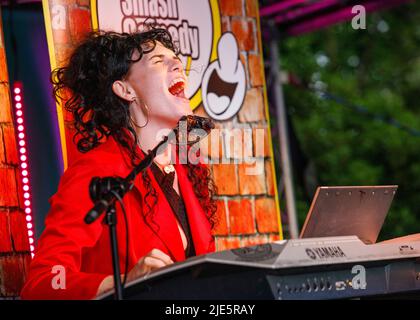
left=201, top=32, right=246, bottom=121
left=93, top=0, right=222, bottom=110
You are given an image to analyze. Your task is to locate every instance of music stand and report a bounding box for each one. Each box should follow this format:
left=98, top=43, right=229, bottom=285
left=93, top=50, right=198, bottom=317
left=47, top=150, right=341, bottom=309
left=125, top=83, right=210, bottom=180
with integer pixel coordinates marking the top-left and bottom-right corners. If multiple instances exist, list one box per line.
left=299, top=185, right=398, bottom=244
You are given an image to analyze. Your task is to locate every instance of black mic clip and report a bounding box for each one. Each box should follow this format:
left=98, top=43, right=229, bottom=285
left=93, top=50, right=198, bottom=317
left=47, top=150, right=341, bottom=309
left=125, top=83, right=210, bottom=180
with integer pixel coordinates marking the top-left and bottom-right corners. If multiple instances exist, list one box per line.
left=84, top=176, right=130, bottom=224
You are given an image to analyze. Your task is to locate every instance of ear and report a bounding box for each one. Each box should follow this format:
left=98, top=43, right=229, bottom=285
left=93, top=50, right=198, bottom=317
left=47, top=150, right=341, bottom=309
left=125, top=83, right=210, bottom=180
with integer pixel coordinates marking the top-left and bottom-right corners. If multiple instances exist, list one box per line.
left=112, top=80, right=133, bottom=102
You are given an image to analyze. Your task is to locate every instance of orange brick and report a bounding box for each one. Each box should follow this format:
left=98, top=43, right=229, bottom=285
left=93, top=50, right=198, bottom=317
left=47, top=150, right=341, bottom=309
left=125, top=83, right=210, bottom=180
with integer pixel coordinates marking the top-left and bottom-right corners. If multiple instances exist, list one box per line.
left=222, top=128, right=243, bottom=160
left=210, top=129, right=224, bottom=160
left=220, top=0, right=243, bottom=16
left=248, top=54, right=264, bottom=87
left=231, top=19, right=255, bottom=51
left=49, top=0, right=74, bottom=4
left=238, top=88, right=265, bottom=123
left=238, top=161, right=266, bottom=195
left=265, top=160, right=275, bottom=196
left=55, top=45, right=74, bottom=65
left=0, top=126, right=5, bottom=164
left=198, top=127, right=223, bottom=161
left=0, top=84, right=12, bottom=123
left=228, top=198, right=255, bottom=234
left=68, top=7, right=91, bottom=44
left=0, top=210, right=12, bottom=253
left=77, top=0, right=90, bottom=6
left=3, top=125, right=19, bottom=165
left=255, top=197, right=279, bottom=233
left=239, top=52, right=250, bottom=90
left=212, top=163, right=238, bottom=195
left=253, top=126, right=270, bottom=157
left=9, top=211, right=30, bottom=252
left=52, top=28, right=70, bottom=45
left=241, top=234, right=268, bottom=247
left=16, top=171, right=25, bottom=210
left=0, top=254, right=30, bottom=297
left=213, top=116, right=234, bottom=130
left=243, top=128, right=253, bottom=160
left=246, top=0, right=258, bottom=17
left=0, top=47, right=7, bottom=77
left=0, top=168, right=19, bottom=207
left=212, top=199, right=229, bottom=236
left=216, top=236, right=241, bottom=251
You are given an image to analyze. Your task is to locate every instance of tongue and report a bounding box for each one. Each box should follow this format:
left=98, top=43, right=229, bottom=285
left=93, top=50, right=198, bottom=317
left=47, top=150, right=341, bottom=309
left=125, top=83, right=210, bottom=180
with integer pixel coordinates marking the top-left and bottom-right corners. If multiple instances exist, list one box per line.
left=169, top=82, right=184, bottom=96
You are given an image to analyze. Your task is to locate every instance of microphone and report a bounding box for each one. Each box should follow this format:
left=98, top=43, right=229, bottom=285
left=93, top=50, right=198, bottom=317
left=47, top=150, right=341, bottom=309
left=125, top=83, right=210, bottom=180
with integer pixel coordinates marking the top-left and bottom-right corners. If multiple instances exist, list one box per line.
left=181, top=114, right=215, bottom=133
left=174, top=115, right=215, bottom=145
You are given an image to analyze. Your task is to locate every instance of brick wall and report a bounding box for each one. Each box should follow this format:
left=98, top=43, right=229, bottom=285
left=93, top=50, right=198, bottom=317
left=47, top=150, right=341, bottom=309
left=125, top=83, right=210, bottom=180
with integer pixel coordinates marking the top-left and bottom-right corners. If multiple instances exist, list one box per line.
left=197, top=0, right=282, bottom=250
left=44, top=0, right=283, bottom=252
left=0, top=11, right=31, bottom=298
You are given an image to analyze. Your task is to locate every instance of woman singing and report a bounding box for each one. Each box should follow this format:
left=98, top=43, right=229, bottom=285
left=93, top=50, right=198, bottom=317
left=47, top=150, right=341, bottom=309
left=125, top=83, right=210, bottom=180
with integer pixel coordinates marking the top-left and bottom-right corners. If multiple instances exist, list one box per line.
left=21, top=27, right=217, bottom=299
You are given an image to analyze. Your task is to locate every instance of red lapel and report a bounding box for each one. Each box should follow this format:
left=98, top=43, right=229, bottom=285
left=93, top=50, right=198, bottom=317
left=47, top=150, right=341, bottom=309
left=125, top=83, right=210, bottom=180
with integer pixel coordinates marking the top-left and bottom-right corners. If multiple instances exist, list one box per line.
left=175, top=163, right=214, bottom=256
left=111, top=136, right=214, bottom=261
left=132, top=166, right=186, bottom=262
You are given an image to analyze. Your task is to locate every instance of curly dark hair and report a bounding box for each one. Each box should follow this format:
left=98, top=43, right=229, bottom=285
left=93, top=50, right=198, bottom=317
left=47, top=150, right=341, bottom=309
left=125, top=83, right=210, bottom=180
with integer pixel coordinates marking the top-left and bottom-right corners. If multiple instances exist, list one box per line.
left=51, top=28, right=218, bottom=229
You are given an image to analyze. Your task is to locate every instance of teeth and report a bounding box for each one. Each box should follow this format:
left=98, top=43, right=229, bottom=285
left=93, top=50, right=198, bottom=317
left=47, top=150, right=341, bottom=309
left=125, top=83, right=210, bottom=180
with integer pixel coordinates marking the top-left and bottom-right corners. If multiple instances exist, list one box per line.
left=169, top=78, right=185, bottom=90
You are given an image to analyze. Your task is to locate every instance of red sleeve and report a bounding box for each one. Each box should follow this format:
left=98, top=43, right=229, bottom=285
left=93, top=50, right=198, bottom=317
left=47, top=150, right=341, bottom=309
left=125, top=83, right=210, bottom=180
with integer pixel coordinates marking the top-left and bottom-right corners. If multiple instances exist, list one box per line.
left=20, top=157, right=114, bottom=300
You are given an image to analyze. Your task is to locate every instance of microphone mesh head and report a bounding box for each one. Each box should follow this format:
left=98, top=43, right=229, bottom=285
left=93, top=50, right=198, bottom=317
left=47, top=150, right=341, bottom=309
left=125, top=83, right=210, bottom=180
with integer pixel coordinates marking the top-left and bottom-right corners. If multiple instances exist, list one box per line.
left=174, top=115, right=214, bottom=145
left=183, top=115, right=215, bottom=133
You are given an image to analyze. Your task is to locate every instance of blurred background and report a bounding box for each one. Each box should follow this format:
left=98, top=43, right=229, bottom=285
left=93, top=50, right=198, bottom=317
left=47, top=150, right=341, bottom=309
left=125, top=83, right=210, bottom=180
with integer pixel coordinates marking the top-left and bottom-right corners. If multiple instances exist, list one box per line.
left=260, top=0, right=420, bottom=240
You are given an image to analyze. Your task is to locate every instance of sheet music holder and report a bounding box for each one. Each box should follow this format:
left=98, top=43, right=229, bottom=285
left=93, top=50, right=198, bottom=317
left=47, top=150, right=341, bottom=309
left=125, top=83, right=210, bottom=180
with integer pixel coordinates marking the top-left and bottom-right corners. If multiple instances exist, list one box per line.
left=299, top=185, right=398, bottom=244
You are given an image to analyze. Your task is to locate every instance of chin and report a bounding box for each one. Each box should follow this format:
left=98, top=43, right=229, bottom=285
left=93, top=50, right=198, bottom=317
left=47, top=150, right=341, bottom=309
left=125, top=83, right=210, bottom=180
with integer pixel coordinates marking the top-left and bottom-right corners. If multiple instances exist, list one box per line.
left=172, top=99, right=192, bottom=115
left=166, top=109, right=188, bottom=125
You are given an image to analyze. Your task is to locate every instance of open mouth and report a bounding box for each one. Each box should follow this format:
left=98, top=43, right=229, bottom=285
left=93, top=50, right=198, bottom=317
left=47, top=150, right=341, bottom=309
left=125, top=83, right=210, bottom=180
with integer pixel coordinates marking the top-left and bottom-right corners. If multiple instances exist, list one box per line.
left=168, top=78, right=187, bottom=100
left=206, top=69, right=238, bottom=115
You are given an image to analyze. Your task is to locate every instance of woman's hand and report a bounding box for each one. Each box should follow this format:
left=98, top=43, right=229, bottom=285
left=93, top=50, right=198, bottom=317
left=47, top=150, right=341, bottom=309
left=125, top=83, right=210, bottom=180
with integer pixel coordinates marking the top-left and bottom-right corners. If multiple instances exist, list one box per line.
left=126, top=248, right=174, bottom=282
left=96, top=248, right=174, bottom=297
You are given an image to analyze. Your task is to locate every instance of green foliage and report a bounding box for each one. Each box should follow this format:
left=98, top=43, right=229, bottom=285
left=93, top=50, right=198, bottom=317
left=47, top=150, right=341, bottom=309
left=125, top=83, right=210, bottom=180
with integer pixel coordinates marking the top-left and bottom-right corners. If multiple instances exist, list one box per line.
left=278, top=2, right=420, bottom=240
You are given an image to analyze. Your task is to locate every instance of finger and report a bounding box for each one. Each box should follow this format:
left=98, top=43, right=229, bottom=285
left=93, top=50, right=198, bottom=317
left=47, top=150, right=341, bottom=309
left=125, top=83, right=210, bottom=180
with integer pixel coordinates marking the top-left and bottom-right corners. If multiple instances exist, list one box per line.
left=148, top=249, right=174, bottom=265
left=143, top=256, right=167, bottom=270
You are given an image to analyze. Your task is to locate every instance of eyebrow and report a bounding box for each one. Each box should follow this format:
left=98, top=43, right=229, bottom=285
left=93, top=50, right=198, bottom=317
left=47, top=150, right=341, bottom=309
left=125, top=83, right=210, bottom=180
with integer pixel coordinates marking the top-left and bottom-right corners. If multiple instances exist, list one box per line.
left=148, top=54, right=182, bottom=62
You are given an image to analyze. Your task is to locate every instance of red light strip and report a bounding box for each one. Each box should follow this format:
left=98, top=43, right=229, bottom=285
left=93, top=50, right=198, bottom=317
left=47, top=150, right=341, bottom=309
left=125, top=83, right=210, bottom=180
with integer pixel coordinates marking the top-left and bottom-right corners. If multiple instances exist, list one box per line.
left=12, top=81, right=35, bottom=258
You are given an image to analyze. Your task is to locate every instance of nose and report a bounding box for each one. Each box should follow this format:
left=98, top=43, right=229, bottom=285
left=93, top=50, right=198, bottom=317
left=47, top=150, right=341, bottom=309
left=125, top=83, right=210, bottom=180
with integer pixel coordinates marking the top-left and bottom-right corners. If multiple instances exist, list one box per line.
left=172, top=63, right=181, bottom=72
left=171, top=59, right=183, bottom=73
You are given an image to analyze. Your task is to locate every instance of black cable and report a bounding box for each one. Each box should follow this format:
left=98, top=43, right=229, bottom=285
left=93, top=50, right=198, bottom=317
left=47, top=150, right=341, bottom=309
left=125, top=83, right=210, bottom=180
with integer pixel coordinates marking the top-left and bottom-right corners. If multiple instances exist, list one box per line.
left=110, top=190, right=130, bottom=291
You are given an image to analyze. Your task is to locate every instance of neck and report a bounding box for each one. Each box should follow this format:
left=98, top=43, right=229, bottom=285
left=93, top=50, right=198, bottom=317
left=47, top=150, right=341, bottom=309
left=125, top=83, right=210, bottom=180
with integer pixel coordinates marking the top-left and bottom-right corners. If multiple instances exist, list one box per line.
left=135, top=118, right=177, bottom=167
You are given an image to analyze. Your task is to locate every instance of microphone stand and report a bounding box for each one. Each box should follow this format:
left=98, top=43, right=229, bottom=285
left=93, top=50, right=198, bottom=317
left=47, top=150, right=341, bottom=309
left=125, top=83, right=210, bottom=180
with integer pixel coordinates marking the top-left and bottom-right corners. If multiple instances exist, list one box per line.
left=83, top=115, right=214, bottom=300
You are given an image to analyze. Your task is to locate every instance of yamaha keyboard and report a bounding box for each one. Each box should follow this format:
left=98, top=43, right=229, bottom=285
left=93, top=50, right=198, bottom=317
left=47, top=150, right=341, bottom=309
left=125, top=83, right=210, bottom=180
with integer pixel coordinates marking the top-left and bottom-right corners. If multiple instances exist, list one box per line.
left=99, top=236, right=420, bottom=300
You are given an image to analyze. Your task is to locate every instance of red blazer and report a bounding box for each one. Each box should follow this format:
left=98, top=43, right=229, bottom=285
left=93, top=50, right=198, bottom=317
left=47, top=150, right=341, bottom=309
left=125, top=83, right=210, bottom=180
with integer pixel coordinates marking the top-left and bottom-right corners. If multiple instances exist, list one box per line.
left=20, top=136, right=215, bottom=300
